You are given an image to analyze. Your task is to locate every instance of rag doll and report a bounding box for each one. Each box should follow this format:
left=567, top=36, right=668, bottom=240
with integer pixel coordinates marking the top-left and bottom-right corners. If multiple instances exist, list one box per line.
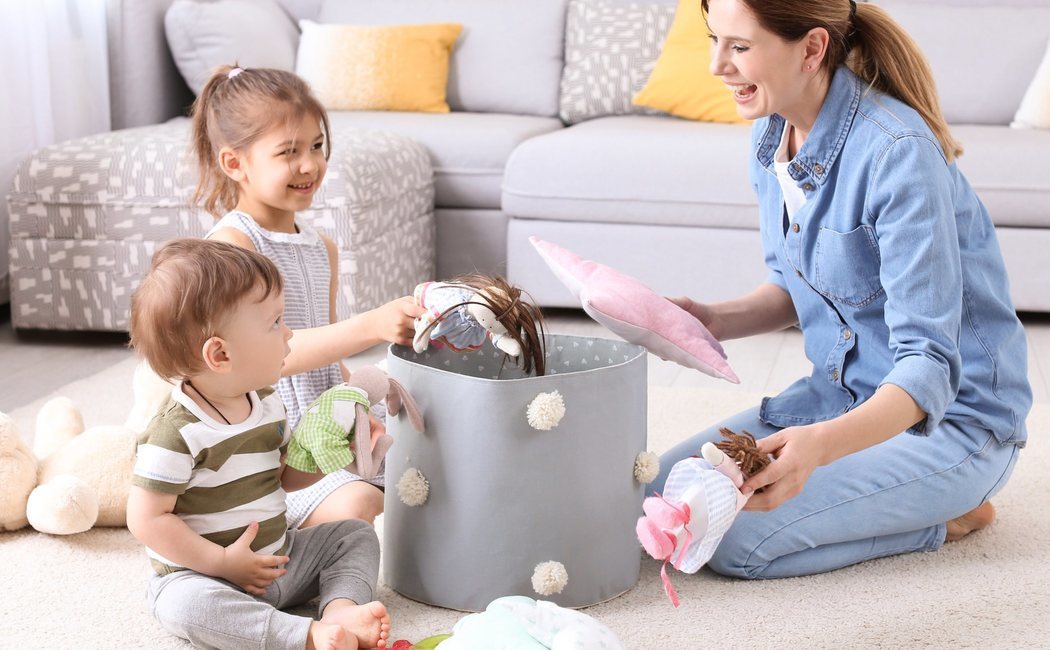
left=636, top=428, right=771, bottom=607
left=412, top=272, right=547, bottom=375
left=285, top=366, right=423, bottom=480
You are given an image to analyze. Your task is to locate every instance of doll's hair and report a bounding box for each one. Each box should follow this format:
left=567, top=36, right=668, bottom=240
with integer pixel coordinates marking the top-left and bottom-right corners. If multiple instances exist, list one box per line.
left=715, top=428, right=771, bottom=479
left=129, top=238, right=283, bottom=381
left=190, top=64, right=332, bottom=216
left=421, top=272, right=548, bottom=376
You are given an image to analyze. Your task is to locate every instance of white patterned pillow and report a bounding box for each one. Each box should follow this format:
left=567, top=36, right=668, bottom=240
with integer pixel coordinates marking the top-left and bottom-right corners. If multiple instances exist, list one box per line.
left=558, top=0, right=676, bottom=125
left=1012, top=39, right=1050, bottom=129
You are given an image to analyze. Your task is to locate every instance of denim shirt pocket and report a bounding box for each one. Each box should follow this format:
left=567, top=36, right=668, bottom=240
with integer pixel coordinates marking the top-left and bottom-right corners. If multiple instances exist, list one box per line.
left=814, top=224, right=884, bottom=307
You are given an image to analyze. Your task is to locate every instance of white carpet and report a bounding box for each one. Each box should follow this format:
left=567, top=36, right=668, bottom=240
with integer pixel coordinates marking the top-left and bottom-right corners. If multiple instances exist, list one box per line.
left=3, top=359, right=1048, bottom=648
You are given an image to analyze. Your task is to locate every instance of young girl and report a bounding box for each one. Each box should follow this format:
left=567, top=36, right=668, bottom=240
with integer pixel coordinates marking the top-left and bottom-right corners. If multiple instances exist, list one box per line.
left=650, top=0, right=1031, bottom=578
left=190, top=64, right=425, bottom=529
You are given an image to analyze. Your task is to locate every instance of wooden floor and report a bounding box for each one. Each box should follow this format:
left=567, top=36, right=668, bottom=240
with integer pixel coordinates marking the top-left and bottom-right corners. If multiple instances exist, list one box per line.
left=2, top=304, right=1048, bottom=414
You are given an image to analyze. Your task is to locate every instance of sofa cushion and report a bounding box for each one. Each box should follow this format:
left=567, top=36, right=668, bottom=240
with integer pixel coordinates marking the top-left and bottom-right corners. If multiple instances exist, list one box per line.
left=276, top=0, right=323, bottom=22
left=296, top=21, right=462, bottom=112
left=558, top=0, right=675, bottom=124
left=164, top=0, right=300, bottom=95
left=329, top=111, right=563, bottom=210
left=953, top=125, right=1050, bottom=228
left=873, top=0, right=1050, bottom=125
left=502, top=115, right=757, bottom=228
left=318, top=0, right=568, bottom=117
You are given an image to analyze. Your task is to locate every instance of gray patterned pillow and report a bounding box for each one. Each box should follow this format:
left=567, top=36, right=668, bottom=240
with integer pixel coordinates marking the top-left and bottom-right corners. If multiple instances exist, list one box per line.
left=559, top=0, right=676, bottom=125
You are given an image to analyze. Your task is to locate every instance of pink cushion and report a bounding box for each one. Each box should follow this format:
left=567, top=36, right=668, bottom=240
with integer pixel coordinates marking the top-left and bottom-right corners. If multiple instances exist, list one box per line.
left=530, top=237, right=739, bottom=383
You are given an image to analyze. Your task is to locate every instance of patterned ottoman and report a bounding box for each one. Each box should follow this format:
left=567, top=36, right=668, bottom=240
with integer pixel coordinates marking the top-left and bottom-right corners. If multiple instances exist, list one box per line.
left=5, top=120, right=434, bottom=330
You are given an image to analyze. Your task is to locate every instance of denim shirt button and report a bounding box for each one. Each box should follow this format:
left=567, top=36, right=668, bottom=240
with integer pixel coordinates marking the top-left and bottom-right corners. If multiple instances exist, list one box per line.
left=792, top=223, right=800, bottom=233
left=813, top=163, right=824, bottom=175
left=803, top=183, right=815, bottom=191
left=831, top=368, right=840, bottom=381
left=843, top=329, right=852, bottom=340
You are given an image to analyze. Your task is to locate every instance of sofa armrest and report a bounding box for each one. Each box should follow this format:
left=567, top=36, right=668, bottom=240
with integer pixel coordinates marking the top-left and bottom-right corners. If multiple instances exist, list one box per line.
left=106, top=0, right=194, bottom=128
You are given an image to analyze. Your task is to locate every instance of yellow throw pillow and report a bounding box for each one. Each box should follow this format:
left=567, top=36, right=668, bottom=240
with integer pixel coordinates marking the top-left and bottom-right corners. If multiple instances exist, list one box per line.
left=632, top=0, right=747, bottom=124
left=296, top=21, right=463, bottom=113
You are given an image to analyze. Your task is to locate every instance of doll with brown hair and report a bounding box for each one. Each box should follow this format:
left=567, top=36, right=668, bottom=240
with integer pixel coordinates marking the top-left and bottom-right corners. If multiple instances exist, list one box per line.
left=636, top=428, right=772, bottom=607
left=712, top=428, right=771, bottom=480
left=412, top=273, right=547, bottom=376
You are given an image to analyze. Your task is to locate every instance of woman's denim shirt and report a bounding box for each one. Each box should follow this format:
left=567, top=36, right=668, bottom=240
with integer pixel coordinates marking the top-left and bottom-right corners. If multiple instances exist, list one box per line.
left=751, top=66, right=1031, bottom=445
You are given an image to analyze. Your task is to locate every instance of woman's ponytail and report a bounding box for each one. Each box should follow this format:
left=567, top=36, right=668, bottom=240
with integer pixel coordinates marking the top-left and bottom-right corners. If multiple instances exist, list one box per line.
left=847, top=3, right=962, bottom=162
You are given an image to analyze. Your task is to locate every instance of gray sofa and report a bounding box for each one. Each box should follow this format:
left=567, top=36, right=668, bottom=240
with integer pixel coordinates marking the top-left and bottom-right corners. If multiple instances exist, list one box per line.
left=7, top=0, right=1050, bottom=331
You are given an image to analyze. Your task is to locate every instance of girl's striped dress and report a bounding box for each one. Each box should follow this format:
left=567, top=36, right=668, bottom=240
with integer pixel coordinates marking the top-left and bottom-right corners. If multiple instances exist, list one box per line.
left=208, top=211, right=383, bottom=528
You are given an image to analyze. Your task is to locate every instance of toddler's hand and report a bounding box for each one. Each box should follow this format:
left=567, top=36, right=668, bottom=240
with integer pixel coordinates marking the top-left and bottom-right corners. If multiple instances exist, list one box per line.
left=219, top=522, right=290, bottom=596
left=372, top=296, right=426, bottom=347
left=367, top=413, right=386, bottom=437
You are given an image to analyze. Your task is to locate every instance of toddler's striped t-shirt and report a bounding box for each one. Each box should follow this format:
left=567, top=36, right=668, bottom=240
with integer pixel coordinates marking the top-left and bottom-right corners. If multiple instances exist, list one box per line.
left=132, top=385, right=290, bottom=575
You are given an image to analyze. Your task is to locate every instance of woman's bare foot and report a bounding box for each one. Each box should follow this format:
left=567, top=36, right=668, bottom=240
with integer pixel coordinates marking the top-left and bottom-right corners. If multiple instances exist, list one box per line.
left=322, top=600, right=391, bottom=649
left=945, top=501, right=996, bottom=542
left=308, top=621, right=357, bottom=650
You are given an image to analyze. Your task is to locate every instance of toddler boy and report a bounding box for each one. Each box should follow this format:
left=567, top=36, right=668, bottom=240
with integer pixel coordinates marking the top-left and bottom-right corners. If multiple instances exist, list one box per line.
left=127, top=238, right=390, bottom=650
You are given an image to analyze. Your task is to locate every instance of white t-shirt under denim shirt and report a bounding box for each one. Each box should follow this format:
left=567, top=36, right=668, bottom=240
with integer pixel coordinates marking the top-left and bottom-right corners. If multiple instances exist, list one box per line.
left=774, top=123, right=807, bottom=223
left=750, top=66, right=1031, bottom=445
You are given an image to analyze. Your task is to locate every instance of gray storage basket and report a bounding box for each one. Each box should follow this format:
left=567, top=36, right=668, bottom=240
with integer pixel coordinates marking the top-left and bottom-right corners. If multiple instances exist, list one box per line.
left=383, top=334, right=647, bottom=611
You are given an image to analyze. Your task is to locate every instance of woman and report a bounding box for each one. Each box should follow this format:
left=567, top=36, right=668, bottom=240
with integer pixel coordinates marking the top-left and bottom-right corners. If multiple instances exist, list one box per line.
left=650, top=0, right=1032, bottom=579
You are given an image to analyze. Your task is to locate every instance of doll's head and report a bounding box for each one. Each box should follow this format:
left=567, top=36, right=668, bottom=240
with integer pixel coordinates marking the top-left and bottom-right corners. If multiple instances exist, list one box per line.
left=467, top=305, right=522, bottom=358
left=714, top=428, right=771, bottom=478
left=423, top=273, right=547, bottom=376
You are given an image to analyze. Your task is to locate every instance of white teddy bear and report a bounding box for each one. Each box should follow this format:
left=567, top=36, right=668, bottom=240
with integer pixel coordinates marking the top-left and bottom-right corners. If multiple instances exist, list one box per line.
left=0, top=361, right=172, bottom=535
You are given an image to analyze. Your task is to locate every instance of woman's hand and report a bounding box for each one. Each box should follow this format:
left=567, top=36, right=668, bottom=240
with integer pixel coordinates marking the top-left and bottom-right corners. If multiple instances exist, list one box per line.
left=739, top=424, right=830, bottom=511
left=740, top=386, right=927, bottom=511
left=370, top=296, right=425, bottom=347
left=668, top=296, right=723, bottom=340
left=668, top=284, right=798, bottom=342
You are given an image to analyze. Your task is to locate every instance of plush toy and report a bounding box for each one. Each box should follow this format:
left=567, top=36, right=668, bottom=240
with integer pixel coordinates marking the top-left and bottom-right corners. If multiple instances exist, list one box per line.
left=0, top=360, right=173, bottom=535
left=412, top=273, right=547, bottom=376
left=636, top=429, right=771, bottom=607
left=0, top=412, right=37, bottom=531
left=425, top=596, right=623, bottom=649
left=286, top=365, right=424, bottom=480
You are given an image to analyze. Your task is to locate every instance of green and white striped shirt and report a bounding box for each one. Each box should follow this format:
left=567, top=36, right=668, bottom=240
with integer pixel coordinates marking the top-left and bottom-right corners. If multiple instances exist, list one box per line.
left=132, top=384, right=290, bottom=575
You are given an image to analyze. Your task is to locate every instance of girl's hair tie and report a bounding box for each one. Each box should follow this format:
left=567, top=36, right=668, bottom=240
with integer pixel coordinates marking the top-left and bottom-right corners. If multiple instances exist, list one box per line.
left=227, top=67, right=244, bottom=80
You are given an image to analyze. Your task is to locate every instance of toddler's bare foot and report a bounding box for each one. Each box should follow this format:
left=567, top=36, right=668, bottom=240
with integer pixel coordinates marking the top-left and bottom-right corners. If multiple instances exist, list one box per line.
left=945, top=501, right=996, bottom=542
left=322, top=600, right=391, bottom=649
left=308, top=621, right=357, bottom=650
